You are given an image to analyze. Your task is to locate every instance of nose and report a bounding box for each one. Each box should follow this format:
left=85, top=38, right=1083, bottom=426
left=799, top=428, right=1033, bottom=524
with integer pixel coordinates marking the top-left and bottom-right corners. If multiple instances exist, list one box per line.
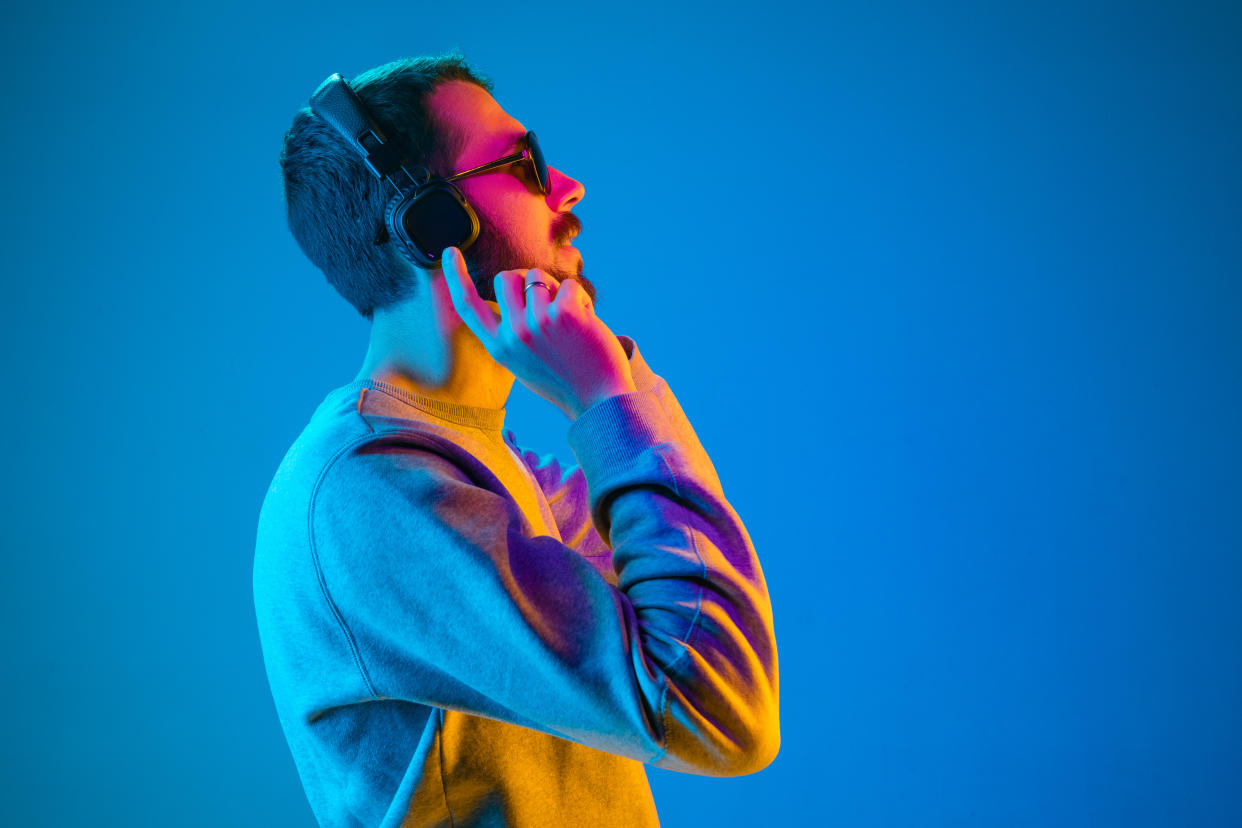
left=547, top=165, right=584, bottom=212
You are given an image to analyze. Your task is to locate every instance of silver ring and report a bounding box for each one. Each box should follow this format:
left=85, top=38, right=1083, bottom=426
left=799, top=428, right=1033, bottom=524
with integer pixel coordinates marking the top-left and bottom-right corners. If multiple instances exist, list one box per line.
left=524, top=281, right=553, bottom=295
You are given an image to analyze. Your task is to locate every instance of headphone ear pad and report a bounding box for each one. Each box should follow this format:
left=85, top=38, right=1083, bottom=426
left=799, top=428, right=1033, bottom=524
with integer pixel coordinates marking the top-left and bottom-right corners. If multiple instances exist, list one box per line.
left=384, top=189, right=428, bottom=268
left=385, top=181, right=480, bottom=268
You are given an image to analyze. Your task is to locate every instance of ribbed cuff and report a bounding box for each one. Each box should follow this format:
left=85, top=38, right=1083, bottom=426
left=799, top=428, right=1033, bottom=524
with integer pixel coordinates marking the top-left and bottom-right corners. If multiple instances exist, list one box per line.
left=616, top=334, right=660, bottom=394
left=567, top=391, right=676, bottom=478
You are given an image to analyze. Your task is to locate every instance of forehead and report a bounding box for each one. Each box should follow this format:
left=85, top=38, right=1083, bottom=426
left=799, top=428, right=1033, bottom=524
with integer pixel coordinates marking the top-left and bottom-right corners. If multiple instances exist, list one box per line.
left=428, top=80, right=526, bottom=169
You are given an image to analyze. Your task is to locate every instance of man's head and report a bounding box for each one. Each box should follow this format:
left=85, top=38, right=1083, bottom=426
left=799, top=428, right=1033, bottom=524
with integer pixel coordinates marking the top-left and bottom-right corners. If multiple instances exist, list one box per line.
left=280, top=53, right=593, bottom=321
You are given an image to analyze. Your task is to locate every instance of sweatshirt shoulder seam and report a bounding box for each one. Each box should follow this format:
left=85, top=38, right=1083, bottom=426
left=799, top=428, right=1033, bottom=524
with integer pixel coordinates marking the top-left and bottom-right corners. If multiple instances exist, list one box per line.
left=306, top=425, right=440, bottom=700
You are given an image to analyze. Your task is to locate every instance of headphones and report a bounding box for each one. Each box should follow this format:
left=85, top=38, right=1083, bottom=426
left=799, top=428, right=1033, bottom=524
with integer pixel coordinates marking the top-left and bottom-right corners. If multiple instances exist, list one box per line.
left=309, top=73, right=480, bottom=268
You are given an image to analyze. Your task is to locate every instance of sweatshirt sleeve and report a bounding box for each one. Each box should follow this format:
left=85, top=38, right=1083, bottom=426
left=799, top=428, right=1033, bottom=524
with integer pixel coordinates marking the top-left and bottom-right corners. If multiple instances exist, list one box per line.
left=311, top=373, right=780, bottom=777
left=506, top=334, right=718, bottom=560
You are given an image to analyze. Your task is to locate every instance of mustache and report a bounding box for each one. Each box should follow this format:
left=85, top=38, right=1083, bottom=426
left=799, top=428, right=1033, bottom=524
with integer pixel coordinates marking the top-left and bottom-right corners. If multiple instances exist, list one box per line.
left=552, top=212, right=582, bottom=246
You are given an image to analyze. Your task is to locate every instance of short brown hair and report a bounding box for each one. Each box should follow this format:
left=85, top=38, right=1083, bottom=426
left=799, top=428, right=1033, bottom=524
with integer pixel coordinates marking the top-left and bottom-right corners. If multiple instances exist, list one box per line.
left=279, top=52, right=494, bottom=319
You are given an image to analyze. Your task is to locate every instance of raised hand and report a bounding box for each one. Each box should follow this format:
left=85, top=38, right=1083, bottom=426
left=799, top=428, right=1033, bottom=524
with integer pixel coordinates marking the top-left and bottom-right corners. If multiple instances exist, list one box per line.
left=438, top=247, right=636, bottom=420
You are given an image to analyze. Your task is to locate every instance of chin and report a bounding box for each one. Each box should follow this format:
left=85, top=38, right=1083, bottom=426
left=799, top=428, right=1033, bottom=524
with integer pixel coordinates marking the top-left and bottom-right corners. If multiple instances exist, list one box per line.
left=559, top=244, right=583, bottom=270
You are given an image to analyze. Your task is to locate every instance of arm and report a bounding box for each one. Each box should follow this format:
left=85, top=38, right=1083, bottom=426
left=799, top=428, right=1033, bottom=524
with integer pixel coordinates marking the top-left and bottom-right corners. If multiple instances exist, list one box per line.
left=313, top=362, right=779, bottom=776
left=506, top=335, right=722, bottom=558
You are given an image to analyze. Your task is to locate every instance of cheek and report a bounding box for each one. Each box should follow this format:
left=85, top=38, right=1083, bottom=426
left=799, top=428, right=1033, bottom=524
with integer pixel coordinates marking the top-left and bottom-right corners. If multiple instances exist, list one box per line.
left=493, top=200, right=548, bottom=242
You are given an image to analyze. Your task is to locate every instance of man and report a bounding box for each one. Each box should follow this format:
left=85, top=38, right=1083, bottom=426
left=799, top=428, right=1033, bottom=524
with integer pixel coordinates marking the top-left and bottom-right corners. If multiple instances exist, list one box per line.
left=254, top=53, right=780, bottom=827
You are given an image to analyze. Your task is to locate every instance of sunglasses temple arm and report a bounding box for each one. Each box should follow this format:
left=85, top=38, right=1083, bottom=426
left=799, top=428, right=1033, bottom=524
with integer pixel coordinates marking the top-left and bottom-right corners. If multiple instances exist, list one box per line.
left=443, top=152, right=527, bottom=184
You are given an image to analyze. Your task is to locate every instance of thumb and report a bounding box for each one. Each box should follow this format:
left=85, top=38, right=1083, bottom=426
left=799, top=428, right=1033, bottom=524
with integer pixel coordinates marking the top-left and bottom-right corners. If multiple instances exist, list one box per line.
left=440, top=246, right=498, bottom=340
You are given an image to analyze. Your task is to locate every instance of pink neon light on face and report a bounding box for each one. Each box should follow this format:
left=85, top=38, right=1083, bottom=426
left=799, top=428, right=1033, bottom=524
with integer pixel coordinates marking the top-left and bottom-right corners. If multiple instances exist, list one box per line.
left=428, top=81, right=596, bottom=308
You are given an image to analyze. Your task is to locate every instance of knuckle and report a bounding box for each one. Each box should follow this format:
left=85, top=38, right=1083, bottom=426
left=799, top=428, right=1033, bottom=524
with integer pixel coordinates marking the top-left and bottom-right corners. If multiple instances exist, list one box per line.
left=504, top=317, right=533, bottom=344
left=548, top=306, right=575, bottom=332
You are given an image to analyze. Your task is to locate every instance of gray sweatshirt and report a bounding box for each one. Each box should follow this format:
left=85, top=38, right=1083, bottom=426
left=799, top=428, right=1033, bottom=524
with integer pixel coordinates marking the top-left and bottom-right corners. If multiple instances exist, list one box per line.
left=253, top=335, right=780, bottom=827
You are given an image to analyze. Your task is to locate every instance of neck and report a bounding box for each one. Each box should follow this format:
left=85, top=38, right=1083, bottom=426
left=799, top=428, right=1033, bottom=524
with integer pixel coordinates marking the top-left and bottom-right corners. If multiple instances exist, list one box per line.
left=353, top=272, right=515, bottom=411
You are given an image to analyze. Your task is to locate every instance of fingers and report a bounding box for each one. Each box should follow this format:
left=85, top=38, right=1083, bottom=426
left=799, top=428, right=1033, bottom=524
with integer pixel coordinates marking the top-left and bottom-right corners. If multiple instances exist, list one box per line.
left=524, top=269, right=558, bottom=325
left=496, top=269, right=562, bottom=348
left=551, top=276, right=592, bottom=316
left=494, top=269, right=530, bottom=336
left=441, top=248, right=582, bottom=358
left=440, top=247, right=498, bottom=342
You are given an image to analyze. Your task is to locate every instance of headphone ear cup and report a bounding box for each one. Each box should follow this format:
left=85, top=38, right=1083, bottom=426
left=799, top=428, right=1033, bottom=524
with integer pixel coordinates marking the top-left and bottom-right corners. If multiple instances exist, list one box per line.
left=384, top=189, right=430, bottom=268
left=385, top=181, right=480, bottom=268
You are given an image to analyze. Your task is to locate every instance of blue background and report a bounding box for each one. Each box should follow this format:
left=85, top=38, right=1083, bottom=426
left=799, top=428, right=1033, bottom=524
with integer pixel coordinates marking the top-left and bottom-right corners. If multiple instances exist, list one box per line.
left=2, top=1, right=1239, bottom=825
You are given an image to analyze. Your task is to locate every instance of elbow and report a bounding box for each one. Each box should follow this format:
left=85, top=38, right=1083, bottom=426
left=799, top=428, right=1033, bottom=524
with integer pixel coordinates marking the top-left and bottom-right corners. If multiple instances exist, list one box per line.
left=749, top=712, right=782, bottom=773
left=723, top=704, right=781, bottom=776
left=660, top=695, right=781, bottom=777
left=652, top=633, right=782, bottom=776
left=720, top=668, right=782, bottom=775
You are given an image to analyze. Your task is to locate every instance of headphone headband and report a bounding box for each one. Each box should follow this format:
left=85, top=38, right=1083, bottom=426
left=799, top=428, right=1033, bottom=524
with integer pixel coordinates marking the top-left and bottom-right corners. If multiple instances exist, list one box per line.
left=309, top=73, right=418, bottom=191
left=306, top=72, right=480, bottom=268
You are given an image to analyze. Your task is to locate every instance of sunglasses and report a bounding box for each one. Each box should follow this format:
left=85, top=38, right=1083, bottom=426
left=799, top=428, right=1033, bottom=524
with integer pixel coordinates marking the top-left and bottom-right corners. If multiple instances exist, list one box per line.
left=371, top=130, right=551, bottom=248
left=441, top=130, right=549, bottom=195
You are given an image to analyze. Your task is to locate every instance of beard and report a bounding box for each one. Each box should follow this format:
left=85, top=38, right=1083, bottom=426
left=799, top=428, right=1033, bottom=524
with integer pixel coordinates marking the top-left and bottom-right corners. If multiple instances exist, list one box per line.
left=460, top=208, right=597, bottom=307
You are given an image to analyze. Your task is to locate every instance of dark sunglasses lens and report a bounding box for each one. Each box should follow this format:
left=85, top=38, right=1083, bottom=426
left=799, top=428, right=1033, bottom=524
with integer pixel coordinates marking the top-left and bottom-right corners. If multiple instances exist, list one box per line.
left=527, top=131, right=549, bottom=194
